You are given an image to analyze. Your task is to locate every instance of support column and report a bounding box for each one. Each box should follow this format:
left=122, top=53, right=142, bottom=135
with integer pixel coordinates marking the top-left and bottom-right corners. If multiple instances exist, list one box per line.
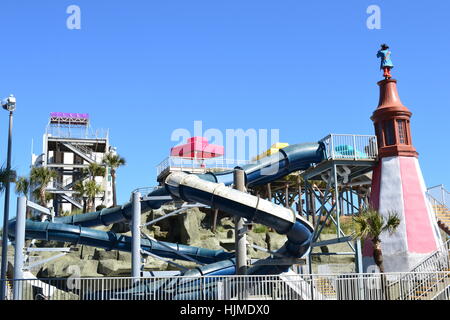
left=304, top=180, right=312, bottom=224
left=297, top=175, right=302, bottom=216
left=13, top=197, right=26, bottom=300
left=285, top=183, right=289, bottom=208
left=266, top=183, right=272, bottom=201
left=53, top=196, right=59, bottom=217
left=354, top=239, right=365, bottom=299
left=132, top=191, right=141, bottom=281
left=234, top=169, right=247, bottom=276
left=211, top=208, right=219, bottom=233
left=354, top=239, right=363, bottom=273
left=332, top=165, right=341, bottom=239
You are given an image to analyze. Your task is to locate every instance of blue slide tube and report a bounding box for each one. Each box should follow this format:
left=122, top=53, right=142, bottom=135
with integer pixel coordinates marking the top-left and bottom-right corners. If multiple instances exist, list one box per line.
left=8, top=219, right=232, bottom=264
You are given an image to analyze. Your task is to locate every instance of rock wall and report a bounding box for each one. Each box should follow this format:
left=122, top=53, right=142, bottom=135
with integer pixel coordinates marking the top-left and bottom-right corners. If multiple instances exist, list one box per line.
left=26, top=204, right=287, bottom=278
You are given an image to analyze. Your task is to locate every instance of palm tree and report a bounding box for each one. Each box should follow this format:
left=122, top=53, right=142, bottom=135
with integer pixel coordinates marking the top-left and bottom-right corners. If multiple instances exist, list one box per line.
left=15, top=176, right=30, bottom=197
left=0, top=166, right=15, bottom=193
left=84, top=180, right=103, bottom=212
left=353, top=207, right=400, bottom=273
left=84, top=162, right=106, bottom=181
left=30, top=167, right=57, bottom=208
left=15, top=176, right=31, bottom=218
left=353, top=207, right=400, bottom=299
left=102, top=152, right=126, bottom=207
left=73, top=180, right=88, bottom=213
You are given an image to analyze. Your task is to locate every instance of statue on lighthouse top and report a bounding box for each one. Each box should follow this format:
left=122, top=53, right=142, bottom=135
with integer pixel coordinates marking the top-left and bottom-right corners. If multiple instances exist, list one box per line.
left=371, top=44, right=417, bottom=159
left=377, top=43, right=394, bottom=79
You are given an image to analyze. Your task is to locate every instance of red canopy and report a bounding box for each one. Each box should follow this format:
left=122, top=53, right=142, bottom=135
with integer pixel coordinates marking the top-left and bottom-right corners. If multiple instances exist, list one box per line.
left=170, top=137, right=224, bottom=159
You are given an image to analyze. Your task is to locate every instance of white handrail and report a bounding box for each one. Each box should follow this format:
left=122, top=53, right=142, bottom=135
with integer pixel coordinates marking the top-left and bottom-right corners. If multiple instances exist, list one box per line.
left=3, top=271, right=449, bottom=300
left=156, top=157, right=252, bottom=176
left=319, top=133, right=378, bottom=161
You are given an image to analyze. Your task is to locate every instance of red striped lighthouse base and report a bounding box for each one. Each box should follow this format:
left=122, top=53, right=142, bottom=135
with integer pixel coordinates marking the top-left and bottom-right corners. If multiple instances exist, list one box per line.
left=362, top=156, right=442, bottom=272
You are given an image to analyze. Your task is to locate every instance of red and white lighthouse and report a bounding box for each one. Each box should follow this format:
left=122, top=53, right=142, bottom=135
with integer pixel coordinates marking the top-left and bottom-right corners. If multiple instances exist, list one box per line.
left=363, top=78, right=442, bottom=272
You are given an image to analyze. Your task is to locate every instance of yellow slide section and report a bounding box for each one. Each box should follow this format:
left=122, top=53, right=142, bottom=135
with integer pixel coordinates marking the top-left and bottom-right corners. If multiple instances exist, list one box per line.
left=252, top=142, right=289, bottom=161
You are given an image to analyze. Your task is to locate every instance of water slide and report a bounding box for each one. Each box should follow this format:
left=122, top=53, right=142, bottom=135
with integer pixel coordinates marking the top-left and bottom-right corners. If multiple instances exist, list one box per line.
left=8, top=142, right=326, bottom=286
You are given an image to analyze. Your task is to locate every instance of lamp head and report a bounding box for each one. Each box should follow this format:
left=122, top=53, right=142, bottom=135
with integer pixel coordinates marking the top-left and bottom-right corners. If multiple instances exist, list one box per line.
left=2, top=95, right=16, bottom=112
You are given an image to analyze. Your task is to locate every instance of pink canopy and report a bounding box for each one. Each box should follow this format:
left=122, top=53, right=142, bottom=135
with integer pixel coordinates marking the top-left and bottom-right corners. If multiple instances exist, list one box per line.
left=170, top=137, right=224, bottom=159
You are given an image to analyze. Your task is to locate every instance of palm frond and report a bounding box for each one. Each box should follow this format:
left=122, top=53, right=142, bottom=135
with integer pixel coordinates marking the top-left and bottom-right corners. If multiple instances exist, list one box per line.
left=15, top=176, right=30, bottom=196
left=353, top=206, right=400, bottom=240
left=0, top=166, right=16, bottom=193
left=382, top=210, right=401, bottom=235
left=102, top=152, right=126, bottom=169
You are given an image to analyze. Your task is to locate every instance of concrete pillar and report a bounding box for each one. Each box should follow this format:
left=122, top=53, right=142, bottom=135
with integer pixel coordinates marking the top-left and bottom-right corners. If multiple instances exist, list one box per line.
left=354, top=239, right=363, bottom=273
left=13, top=196, right=26, bottom=300
left=131, top=191, right=141, bottom=281
left=234, top=168, right=247, bottom=275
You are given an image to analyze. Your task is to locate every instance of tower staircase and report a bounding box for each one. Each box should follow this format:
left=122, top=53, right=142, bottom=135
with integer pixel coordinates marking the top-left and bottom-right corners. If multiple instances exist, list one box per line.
left=46, top=173, right=90, bottom=210
left=59, top=194, right=83, bottom=209
left=61, top=142, right=97, bottom=164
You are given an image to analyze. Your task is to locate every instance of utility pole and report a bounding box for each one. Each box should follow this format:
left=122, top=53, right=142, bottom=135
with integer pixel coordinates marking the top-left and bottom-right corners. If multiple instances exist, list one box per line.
left=1, top=95, right=16, bottom=300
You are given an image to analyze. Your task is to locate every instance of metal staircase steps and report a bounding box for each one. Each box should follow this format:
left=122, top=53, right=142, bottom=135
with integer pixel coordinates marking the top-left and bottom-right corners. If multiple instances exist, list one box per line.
left=60, top=194, right=83, bottom=209
left=62, top=142, right=96, bottom=164
left=315, top=277, right=336, bottom=296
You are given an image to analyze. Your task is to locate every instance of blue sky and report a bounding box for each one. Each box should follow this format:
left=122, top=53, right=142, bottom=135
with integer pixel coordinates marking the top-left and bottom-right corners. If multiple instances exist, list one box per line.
left=1, top=1, right=450, bottom=220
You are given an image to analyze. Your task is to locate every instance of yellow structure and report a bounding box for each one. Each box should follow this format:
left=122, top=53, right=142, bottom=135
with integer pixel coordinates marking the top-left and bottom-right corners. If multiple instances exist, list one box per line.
left=252, top=143, right=289, bottom=161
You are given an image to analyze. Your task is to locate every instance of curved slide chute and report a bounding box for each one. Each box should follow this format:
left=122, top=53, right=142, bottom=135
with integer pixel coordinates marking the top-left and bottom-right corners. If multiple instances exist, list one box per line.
left=8, top=142, right=325, bottom=279
left=165, top=171, right=314, bottom=277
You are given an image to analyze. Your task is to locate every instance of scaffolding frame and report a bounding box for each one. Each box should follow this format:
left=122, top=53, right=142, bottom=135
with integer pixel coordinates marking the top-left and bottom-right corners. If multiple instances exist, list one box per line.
left=302, top=158, right=376, bottom=274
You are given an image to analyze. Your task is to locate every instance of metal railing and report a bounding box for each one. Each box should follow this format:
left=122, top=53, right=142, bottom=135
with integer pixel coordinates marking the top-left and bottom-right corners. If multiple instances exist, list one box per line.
left=386, top=239, right=450, bottom=300
left=2, top=271, right=449, bottom=300
left=156, top=157, right=252, bottom=176
left=408, top=239, right=450, bottom=274
left=320, top=134, right=378, bottom=161
left=427, top=184, right=450, bottom=207
left=46, top=126, right=109, bottom=140
left=71, top=143, right=96, bottom=160
left=63, top=142, right=98, bottom=163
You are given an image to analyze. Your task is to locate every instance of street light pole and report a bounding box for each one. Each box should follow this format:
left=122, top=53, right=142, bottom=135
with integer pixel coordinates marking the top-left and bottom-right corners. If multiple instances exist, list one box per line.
left=1, top=95, right=16, bottom=300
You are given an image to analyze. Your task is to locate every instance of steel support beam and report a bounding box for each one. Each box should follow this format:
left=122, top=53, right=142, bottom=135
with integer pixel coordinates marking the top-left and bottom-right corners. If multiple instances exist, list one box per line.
left=132, top=191, right=141, bottom=281
left=13, top=197, right=26, bottom=300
